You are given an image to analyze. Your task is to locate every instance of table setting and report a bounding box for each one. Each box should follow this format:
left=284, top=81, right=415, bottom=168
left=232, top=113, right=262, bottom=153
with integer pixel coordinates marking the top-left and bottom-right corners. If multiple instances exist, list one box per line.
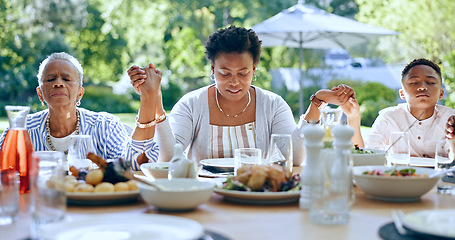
left=2, top=114, right=455, bottom=240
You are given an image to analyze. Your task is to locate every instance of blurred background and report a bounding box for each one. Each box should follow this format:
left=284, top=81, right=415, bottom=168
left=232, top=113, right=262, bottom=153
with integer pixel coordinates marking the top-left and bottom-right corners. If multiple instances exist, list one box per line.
left=1, top=0, right=455, bottom=132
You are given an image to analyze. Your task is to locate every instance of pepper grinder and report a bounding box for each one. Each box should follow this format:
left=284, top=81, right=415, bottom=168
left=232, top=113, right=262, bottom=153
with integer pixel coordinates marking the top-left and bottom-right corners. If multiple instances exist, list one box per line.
left=309, top=124, right=354, bottom=224
left=299, top=121, right=325, bottom=210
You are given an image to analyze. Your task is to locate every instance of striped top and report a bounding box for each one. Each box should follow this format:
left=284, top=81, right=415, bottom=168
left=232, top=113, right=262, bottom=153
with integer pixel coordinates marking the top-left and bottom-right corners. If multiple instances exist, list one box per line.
left=0, top=108, right=159, bottom=171
left=208, top=122, right=256, bottom=158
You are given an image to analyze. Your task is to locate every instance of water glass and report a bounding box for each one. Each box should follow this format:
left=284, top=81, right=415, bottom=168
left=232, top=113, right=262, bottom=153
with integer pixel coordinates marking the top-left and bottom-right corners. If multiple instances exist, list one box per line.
left=67, top=135, right=96, bottom=170
left=387, top=132, right=410, bottom=166
left=435, top=139, right=455, bottom=194
left=267, top=134, right=293, bottom=174
left=0, top=169, right=19, bottom=225
left=30, top=151, right=66, bottom=239
left=234, top=148, right=262, bottom=175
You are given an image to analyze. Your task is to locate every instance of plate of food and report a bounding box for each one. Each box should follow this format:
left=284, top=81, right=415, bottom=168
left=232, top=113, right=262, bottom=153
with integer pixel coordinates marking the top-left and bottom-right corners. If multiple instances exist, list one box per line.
left=40, top=213, right=204, bottom=240
left=402, top=209, right=455, bottom=239
left=65, top=153, right=141, bottom=205
left=213, top=164, right=301, bottom=204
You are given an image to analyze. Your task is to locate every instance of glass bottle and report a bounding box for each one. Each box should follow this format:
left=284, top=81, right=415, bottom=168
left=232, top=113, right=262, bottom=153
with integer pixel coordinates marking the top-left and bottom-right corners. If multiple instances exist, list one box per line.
left=310, top=124, right=353, bottom=225
left=0, top=106, right=33, bottom=194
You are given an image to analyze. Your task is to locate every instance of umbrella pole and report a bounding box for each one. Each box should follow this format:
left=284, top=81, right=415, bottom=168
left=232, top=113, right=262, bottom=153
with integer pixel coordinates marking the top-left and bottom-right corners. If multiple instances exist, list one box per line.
left=298, top=33, right=304, bottom=116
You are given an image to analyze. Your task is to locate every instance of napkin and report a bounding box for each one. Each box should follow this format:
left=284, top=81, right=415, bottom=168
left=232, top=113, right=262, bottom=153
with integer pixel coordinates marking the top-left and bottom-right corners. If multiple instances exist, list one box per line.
left=169, top=143, right=198, bottom=178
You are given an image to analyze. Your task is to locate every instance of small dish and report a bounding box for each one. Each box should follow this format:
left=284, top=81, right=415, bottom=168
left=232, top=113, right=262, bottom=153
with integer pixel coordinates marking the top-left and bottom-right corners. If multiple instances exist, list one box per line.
left=351, top=149, right=386, bottom=166
left=139, top=178, right=214, bottom=211
left=140, top=162, right=170, bottom=179
left=199, top=158, right=235, bottom=172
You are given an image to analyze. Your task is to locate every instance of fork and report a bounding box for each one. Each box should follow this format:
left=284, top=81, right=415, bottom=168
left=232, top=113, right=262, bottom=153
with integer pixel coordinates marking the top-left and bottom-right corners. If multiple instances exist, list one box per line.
left=391, top=210, right=408, bottom=236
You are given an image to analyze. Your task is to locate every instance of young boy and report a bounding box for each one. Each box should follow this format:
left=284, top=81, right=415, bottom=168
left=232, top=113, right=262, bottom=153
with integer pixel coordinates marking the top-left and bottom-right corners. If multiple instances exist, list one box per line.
left=365, top=58, right=455, bottom=159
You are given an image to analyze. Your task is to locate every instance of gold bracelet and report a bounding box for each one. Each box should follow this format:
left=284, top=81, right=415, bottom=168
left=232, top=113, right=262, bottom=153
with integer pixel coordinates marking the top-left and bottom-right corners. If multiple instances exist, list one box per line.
left=156, top=113, right=166, bottom=124
left=135, top=115, right=156, bottom=129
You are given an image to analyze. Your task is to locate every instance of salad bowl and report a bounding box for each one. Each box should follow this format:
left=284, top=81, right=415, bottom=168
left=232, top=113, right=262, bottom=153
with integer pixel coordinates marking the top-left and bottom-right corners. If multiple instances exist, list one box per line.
left=353, top=166, right=439, bottom=202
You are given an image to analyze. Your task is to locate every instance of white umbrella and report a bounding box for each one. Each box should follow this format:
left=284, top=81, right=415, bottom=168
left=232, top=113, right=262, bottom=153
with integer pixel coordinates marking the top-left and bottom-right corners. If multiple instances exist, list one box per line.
left=252, top=1, right=399, bottom=115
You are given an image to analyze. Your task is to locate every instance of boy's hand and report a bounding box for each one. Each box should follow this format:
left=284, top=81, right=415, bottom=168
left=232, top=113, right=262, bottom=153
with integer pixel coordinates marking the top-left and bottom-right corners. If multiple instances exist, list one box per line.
left=445, top=115, right=455, bottom=139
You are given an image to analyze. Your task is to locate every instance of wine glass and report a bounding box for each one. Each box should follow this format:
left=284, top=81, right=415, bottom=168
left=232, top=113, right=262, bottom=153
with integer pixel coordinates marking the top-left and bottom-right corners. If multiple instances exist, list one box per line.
left=67, top=135, right=96, bottom=170
left=267, top=134, right=293, bottom=174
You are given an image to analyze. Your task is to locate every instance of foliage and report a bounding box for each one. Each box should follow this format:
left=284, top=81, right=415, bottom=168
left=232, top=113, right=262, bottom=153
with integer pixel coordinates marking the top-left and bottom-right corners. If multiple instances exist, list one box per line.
left=356, top=0, right=455, bottom=107
left=326, top=79, right=397, bottom=127
left=81, top=85, right=135, bottom=113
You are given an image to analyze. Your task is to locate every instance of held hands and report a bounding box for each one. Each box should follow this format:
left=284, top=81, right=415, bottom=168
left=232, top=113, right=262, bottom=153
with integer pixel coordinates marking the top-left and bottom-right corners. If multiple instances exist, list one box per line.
left=316, top=84, right=355, bottom=106
left=127, top=63, right=162, bottom=96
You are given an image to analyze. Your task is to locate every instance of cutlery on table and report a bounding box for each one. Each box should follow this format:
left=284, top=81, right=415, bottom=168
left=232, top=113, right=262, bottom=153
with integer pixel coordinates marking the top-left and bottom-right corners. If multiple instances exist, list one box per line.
left=391, top=209, right=408, bottom=236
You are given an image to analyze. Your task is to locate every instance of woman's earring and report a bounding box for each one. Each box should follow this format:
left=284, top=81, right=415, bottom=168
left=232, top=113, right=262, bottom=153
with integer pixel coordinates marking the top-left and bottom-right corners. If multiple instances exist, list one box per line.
left=210, top=74, right=216, bottom=81
left=76, top=99, right=81, bottom=107
left=252, top=74, right=257, bottom=82
left=40, top=99, right=45, bottom=106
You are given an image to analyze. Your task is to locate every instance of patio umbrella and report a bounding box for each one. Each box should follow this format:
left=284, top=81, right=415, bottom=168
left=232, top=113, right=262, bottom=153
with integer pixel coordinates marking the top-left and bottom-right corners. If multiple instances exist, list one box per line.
left=252, top=1, right=399, bottom=115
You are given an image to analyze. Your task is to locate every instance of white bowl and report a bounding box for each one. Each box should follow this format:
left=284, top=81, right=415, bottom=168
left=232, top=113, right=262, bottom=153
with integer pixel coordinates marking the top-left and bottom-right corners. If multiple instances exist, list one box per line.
left=351, top=149, right=386, bottom=166
left=138, top=178, right=214, bottom=211
left=353, top=165, right=439, bottom=202
left=140, top=162, right=170, bottom=179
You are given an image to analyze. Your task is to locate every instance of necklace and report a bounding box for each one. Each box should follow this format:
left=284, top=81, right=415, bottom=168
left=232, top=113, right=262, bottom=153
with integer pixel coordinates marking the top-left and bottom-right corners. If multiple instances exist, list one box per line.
left=46, top=109, right=80, bottom=154
left=215, top=88, right=251, bottom=118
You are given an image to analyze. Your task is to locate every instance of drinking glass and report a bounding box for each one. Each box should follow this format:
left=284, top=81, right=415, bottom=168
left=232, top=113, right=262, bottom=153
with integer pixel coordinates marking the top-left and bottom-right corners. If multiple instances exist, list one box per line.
left=0, top=169, right=19, bottom=225
left=387, top=132, right=410, bottom=166
left=435, top=139, right=455, bottom=194
left=30, top=151, right=66, bottom=239
left=267, top=134, right=293, bottom=174
left=67, top=135, right=96, bottom=170
left=320, top=108, right=343, bottom=144
left=234, top=148, right=262, bottom=175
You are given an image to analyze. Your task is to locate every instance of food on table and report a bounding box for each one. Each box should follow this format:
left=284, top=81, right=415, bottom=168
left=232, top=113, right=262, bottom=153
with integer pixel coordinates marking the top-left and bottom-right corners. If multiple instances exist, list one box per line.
left=94, top=182, right=115, bottom=193
left=352, top=145, right=374, bottom=154
left=74, top=183, right=95, bottom=193
left=221, top=165, right=300, bottom=192
left=48, top=153, right=139, bottom=193
left=114, top=182, right=129, bottom=192
left=362, top=168, right=428, bottom=177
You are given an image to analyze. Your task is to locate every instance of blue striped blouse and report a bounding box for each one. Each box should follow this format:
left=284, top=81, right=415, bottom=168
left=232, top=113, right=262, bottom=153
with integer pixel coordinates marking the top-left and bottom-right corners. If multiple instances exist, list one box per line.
left=0, top=108, right=158, bottom=170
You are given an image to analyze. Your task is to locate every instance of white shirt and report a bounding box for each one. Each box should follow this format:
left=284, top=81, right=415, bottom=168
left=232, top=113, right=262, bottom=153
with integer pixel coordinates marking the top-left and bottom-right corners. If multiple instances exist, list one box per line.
left=365, top=103, right=455, bottom=157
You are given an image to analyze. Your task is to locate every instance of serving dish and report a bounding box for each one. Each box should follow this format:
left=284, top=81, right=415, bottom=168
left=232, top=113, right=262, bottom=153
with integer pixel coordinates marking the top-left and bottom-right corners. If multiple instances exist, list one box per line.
left=139, top=178, right=214, bottom=211
left=353, top=165, right=439, bottom=202
left=66, top=190, right=140, bottom=205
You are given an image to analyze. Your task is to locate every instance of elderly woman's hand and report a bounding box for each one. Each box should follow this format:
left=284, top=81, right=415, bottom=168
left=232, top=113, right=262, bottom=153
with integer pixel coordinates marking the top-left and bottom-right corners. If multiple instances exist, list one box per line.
left=128, top=63, right=162, bottom=95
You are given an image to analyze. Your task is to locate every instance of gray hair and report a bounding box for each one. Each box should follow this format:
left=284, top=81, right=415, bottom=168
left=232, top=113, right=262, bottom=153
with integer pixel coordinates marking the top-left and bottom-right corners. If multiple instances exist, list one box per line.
left=37, top=52, right=84, bottom=86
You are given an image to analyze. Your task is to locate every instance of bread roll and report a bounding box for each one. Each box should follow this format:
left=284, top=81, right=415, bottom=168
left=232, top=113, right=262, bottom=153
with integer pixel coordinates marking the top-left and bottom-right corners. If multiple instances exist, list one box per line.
left=126, top=180, right=139, bottom=191
left=114, top=182, right=129, bottom=192
left=85, top=169, right=104, bottom=185
left=94, top=182, right=115, bottom=193
left=75, top=183, right=94, bottom=192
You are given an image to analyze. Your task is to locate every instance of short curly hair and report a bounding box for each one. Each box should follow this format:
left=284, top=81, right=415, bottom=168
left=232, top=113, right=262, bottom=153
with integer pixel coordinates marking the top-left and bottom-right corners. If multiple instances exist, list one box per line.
left=401, top=58, right=442, bottom=82
left=205, top=26, right=262, bottom=64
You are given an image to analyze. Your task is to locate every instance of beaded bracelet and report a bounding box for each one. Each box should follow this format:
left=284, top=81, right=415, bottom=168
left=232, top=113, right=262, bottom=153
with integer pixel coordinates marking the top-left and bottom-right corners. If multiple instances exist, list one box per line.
left=155, top=113, right=166, bottom=124
left=135, top=116, right=156, bottom=129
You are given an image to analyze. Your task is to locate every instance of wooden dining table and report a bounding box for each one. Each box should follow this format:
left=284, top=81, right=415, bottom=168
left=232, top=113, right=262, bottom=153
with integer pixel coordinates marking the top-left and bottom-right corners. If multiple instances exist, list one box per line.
left=3, top=167, right=455, bottom=240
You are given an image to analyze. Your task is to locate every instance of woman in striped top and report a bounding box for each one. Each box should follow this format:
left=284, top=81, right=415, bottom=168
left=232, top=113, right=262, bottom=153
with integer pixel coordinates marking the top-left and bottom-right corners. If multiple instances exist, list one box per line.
left=0, top=52, right=161, bottom=170
left=129, top=26, right=363, bottom=165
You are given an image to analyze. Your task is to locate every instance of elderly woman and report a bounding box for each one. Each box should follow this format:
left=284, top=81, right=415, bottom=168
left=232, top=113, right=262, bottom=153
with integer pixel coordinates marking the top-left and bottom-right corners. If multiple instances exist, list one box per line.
left=0, top=52, right=161, bottom=170
left=129, top=26, right=362, bottom=165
